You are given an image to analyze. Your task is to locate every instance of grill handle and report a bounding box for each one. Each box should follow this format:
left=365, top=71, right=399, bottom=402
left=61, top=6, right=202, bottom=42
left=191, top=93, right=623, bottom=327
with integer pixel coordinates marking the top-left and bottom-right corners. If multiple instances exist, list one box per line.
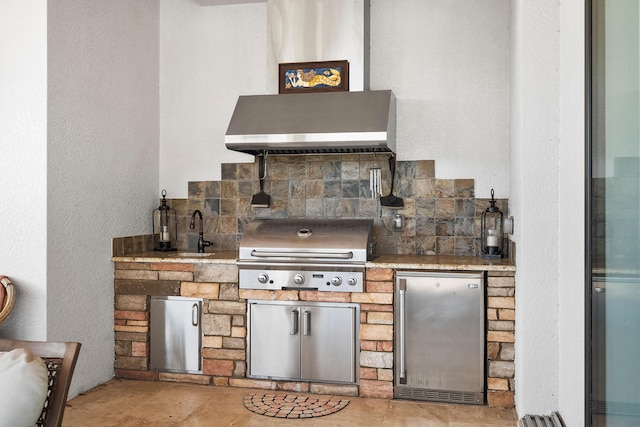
left=250, top=250, right=353, bottom=260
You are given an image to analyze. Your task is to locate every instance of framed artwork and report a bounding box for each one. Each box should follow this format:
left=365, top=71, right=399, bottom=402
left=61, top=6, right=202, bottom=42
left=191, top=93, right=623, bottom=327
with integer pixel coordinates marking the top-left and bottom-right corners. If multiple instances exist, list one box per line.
left=278, top=60, right=349, bottom=94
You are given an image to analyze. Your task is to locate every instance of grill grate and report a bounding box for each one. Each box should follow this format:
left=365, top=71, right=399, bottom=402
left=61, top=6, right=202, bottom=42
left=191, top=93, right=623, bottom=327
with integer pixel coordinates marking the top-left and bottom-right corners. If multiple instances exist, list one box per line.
left=519, top=412, right=564, bottom=427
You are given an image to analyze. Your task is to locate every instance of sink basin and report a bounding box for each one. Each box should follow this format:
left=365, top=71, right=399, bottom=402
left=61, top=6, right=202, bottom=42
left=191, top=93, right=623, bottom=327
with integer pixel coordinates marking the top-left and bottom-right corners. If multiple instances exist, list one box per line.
left=166, top=252, right=216, bottom=258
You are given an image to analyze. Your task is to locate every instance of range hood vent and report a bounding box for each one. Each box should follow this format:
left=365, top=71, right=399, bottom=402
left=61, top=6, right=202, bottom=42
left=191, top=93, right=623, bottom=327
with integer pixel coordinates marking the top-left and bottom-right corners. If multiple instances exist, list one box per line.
left=225, top=90, right=396, bottom=155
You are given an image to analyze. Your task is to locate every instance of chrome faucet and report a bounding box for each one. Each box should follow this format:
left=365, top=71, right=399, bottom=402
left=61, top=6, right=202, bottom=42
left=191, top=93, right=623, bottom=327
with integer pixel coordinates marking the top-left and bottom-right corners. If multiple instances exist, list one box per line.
left=190, top=210, right=212, bottom=253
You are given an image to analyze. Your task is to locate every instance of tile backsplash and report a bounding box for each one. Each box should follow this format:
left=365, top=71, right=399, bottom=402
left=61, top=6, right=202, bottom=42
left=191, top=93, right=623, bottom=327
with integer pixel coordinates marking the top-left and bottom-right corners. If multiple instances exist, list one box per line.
left=161, top=154, right=508, bottom=257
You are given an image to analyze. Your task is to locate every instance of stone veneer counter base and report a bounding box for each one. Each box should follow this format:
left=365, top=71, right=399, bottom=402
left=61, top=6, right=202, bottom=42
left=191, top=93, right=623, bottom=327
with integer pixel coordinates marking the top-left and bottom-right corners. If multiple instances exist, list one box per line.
left=111, top=252, right=515, bottom=408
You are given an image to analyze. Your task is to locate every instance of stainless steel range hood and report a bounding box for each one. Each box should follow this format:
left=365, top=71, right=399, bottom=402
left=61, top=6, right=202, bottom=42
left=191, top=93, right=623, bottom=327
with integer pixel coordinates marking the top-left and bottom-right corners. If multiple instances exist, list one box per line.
left=225, top=89, right=396, bottom=155
left=224, top=0, right=395, bottom=155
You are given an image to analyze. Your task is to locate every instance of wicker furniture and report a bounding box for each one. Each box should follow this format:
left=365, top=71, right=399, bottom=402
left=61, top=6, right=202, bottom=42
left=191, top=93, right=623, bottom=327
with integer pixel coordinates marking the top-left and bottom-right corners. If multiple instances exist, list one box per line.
left=0, top=276, right=15, bottom=330
left=0, top=339, right=81, bottom=427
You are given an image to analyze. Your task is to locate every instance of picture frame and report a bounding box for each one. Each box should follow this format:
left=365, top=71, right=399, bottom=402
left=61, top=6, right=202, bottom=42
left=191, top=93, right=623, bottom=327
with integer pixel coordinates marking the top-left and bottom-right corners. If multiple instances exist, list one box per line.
left=278, top=60, right=349, bottom=94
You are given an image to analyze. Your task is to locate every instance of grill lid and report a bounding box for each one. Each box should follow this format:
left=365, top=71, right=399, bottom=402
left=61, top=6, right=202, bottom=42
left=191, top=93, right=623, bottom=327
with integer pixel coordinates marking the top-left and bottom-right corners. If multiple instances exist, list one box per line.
left=239, top=218, right=373, bottom=263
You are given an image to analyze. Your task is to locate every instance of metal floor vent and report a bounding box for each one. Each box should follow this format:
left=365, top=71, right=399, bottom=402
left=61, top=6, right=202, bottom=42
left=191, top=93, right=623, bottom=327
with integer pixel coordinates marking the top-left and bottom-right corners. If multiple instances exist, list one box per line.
left=395, top=387, right=483, bottom=405
left=519, top=412, right=564, bottom=427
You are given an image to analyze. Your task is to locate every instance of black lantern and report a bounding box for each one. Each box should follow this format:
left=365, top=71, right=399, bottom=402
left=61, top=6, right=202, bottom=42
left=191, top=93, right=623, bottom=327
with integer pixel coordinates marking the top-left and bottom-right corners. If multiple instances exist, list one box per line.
left=481, top=189, right=504, bottom=259
left=152, top=189, right=177, bottom=252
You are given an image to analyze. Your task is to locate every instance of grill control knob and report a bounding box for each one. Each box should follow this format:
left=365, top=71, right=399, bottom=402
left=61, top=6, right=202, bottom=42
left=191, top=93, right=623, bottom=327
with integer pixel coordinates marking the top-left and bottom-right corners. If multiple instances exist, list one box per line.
left=347, top=277, right=358, bottom=286
left=294, top=274, right=305, bottom=285
left=330, top=276, right=342, bottom=286
left=257, top=273, right=269, bottom=284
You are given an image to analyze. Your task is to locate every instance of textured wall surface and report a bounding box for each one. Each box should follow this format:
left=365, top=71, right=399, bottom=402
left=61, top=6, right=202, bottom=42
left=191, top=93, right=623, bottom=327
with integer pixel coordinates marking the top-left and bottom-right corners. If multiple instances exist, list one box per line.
left=510, top=0, right=588, bottom=422
left=0, top=0, right=48, bottom=339
left=159, top=0, right=510, bottom=200
left=48, top=0, right=159, bottom=397
left=511, top=0, right=561, bottom=415
left=178, top=156, right=510, bottom=258
left=159, top=0, right=267, bottom=197
left=370, top=0, right=510, bottom=199
left=557, top=1, right=587, bottom=424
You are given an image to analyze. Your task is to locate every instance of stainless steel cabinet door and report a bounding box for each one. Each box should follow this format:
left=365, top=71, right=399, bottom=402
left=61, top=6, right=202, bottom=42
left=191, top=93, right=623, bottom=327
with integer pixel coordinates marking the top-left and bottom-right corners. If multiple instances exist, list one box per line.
left=150, top=296, right=202, bottom=373
left=249, top=302, right=300, bottom=379
left=301, top=305, right=357, bottom=383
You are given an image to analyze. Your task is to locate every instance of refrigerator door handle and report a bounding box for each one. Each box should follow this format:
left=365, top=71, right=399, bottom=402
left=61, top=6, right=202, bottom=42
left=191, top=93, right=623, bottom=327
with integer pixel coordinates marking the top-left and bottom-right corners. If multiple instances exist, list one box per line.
left=399, top=278, right=407, bottom=384
left=191, top=303, right=199, bottom=327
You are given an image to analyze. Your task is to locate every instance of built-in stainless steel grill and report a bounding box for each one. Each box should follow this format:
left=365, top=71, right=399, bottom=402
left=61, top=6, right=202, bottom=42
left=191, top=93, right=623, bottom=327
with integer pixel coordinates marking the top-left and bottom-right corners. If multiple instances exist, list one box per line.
left=238, top=218, right=373, bottom=293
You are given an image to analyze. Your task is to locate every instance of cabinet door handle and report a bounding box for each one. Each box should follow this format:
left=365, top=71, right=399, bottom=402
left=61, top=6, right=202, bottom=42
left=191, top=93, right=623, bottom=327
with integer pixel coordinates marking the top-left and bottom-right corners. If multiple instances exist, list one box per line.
left=290, top=309, right=299, bottom=335
left=191, top=303, right=199, bottom=327
left=398, top=278, right=407, bottom=384
left=303, top=310, right=311, bottom=336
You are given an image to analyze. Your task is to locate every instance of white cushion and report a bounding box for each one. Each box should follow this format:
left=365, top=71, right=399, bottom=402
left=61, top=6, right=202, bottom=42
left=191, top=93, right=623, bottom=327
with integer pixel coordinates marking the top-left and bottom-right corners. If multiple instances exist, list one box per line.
left=0, top=348, right=49, bottom=427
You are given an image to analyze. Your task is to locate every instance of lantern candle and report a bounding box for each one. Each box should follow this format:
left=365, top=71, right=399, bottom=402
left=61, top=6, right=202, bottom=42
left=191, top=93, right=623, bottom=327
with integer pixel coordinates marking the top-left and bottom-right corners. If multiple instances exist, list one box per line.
left=160, top=226, right=170, bottom=242
left=487, top=228, right=499, bottom=247
left=152, top=189, right=178, bottom=252
left=480, top=189, right=504, bottom=259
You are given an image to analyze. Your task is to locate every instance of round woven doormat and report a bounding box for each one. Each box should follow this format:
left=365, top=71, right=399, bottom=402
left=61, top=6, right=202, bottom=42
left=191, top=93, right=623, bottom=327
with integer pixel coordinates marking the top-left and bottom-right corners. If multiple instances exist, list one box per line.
left=243, top=392, right=349, bottom=419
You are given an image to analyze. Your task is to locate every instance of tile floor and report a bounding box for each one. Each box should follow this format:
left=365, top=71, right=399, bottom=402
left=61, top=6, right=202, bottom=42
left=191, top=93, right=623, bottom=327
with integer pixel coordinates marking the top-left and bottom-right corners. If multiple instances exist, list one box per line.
left=63, top=379, right=518, bottom=426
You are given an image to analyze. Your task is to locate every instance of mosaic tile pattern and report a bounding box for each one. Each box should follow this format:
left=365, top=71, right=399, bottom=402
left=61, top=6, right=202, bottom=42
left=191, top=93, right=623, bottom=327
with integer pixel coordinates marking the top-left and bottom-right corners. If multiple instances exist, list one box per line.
left=243, top=392, right=349, bottom=419
left=164, top=154, right=509, bottom=257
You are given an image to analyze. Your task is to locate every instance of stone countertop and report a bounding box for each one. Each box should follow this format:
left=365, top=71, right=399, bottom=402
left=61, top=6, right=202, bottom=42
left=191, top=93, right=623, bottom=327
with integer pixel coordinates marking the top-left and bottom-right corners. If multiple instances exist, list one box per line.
left=112, top=251, right=238, bottom=264
left=368, top=255, right=515, bottom=272
left=113, top=252, right=515, bottom=272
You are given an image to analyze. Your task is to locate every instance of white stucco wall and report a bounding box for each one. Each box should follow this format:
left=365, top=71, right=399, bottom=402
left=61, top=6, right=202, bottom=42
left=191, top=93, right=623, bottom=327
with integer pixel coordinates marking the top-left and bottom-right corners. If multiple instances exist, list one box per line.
left=558, top=0, right=586, bottom=424
left=370, top=0, right=510, bottom=199
left=511, top=0, right=587, bottom=423
left=159, top=0, right=267, bottom=197
left=0, top=0, right=48, bottom=339
left=159, top=0, right=510, bottom=199
left=510, top=0, right=561, bottom=417
left=47, top=0, right=159, bottom=397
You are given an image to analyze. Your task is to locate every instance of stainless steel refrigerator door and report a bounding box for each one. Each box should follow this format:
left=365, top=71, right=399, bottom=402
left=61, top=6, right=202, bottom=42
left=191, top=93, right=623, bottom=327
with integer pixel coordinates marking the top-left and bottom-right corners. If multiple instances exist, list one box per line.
left=301, top=304, right=357, bottom=383
left=150, top=296, right=202, bottom=373
left=248, top=302, right=301, bottom=379
left=395, top=272, right=484, bottom=403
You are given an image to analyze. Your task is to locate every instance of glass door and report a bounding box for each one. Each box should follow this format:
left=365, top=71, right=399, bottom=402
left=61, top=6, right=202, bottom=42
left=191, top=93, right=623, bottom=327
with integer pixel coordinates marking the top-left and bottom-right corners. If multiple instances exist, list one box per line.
left=589, top=0, right=640, bottom=425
